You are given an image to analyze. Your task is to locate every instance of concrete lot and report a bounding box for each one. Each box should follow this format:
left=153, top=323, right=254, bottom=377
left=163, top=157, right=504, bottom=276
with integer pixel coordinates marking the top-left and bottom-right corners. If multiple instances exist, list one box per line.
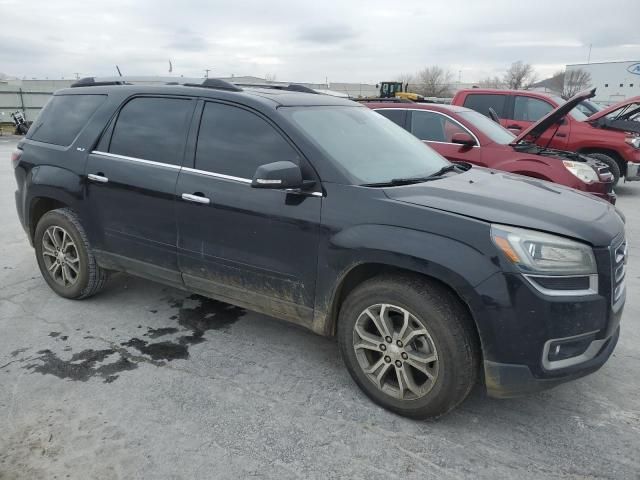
left=0, top=136, right=638, bottom=479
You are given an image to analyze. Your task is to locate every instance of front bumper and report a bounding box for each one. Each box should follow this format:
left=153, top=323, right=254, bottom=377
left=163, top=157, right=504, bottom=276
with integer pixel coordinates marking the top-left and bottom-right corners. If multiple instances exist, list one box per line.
left=485, top=326, right=619, bottom=398
left=625, top=161, right=640, bottom=181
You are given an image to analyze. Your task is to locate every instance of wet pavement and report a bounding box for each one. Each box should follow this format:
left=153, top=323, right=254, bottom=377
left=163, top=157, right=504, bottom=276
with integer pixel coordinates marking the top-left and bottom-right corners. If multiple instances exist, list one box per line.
left=1, top=136, right=639, bottom=479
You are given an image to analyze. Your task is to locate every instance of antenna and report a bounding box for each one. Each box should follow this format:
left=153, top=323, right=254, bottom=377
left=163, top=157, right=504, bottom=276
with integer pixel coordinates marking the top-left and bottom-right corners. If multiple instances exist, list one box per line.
left=205, top=69, right=210, bottom=78
left=116, top=65, right=123, bottom=77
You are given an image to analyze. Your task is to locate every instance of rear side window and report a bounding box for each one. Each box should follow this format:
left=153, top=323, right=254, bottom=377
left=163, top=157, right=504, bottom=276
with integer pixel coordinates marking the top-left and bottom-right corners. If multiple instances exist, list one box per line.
left=411, top=111, right=467, bottom=143
left=513, top=96, right=553, bottom=122
left=109, top=97, right=193, bottom=165
left=195, top=102, right=299, bottom=179
left=29, top=94, right=106, bottom=146
left=375, top=109, right=407, bottom=128
left=462, top=94, right=507, bottom=118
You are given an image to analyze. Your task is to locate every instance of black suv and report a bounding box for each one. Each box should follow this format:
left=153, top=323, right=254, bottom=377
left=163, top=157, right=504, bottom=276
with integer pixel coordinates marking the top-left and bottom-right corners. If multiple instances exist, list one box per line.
left=13, top=78, right=626, bottom=418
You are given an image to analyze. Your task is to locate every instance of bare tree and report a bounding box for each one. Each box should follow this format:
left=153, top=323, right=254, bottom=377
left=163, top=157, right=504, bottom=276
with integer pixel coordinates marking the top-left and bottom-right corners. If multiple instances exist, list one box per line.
left=478, top=76, right=504, bottom=89
left=396, top=72, right=415, bottom=92
left=563, top=68, right=592, bottom=99
left=503, top=61, right=538, bottom=90
left=414, top=66, right=454, bottom=97
left=547, top=70, right=566, bottom=94
left=263, top=73, right=277, bottom=82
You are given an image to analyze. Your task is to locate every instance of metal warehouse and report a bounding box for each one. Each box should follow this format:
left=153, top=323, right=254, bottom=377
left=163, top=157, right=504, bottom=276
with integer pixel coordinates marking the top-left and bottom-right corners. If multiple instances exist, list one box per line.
left=566, top=60, right=640, bottom=103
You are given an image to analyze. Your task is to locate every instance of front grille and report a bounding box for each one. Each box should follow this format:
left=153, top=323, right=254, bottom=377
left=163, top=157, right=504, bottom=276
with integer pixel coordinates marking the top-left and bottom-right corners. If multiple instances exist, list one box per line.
left=612, top=239, right=627, bottom=308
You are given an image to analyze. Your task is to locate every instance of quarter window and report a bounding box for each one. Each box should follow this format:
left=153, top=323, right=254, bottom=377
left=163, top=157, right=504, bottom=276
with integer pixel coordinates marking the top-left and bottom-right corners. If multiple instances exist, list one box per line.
left=29, top=94, right=106, bottom=146
left=375, top=109, right=407, bottom=128
left=109, top=97, right=193, bottom=165
left=411, top=111, right=467, bottom=143
left=195, top=102, right=299, bottom=178
left=513, top=96, right=553, bottom=122
left=462, top=94, right=507, bottom=118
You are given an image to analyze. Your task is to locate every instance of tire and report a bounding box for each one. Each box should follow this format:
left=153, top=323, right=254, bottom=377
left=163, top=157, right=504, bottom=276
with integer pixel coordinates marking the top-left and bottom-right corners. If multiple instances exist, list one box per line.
left=34, top=208, right=108, bottom=299
left=586, top=153, right=621, bottom=186
left=337, top=274, right=480, bottom=419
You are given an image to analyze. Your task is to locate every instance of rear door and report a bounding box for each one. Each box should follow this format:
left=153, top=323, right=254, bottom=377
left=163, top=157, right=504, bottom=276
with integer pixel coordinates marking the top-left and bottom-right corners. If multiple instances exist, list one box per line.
left=408, top=110, right=484, bottom=165
left=175, top=101, right=322, bottom=323
left=85, top=96, right=196, bottom=285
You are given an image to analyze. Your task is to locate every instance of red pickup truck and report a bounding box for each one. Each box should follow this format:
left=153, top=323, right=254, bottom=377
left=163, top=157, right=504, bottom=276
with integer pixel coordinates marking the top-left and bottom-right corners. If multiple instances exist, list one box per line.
left=451, top=88, right=640, bottom=185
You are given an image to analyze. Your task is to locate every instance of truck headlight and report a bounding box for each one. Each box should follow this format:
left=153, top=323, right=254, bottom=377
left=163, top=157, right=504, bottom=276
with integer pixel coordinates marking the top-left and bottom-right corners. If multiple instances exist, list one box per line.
left=625, top=136, right=640, bottom=149
left=562, top=160, right=598, bottom=184
left=491, top=224, right=596, bottom=275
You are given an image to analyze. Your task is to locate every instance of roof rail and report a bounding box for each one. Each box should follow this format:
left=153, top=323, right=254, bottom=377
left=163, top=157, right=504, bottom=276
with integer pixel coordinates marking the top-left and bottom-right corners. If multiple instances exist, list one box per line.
left=70, top=76, right=243, bottom=92
left=234, top=83, right=319, bottom=94
left=183, top=78, right=242, bottom=92
left=71, top=77, right=128, bottom=87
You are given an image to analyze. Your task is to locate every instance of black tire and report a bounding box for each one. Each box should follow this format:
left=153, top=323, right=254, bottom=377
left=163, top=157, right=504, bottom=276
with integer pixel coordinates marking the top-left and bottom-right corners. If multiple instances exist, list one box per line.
left=337, top=274, right=480, bottom=419
left=587, top=153, right=621, bottom=186
left=34, top=208, right=108, bottom=299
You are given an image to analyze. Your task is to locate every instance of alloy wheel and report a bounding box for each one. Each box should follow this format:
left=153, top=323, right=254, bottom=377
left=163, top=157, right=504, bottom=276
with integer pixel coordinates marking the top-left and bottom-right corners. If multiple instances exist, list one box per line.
left=352, top=304, right=439, bottom=400
left=41, top=225, right=81, bottom=287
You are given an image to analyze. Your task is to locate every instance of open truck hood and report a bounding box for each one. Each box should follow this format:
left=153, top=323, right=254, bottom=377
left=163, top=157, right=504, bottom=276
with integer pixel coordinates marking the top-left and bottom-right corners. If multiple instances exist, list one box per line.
left=510, top=88, right=596, bottom=145
left=587, top=96, right=640, bottom=134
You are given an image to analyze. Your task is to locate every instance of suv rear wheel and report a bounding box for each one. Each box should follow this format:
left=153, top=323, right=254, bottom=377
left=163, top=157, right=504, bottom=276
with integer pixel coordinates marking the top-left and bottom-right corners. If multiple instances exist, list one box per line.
left=34, top=208, right=108, bottom=299
left=337, top=274, right=479, bottom=418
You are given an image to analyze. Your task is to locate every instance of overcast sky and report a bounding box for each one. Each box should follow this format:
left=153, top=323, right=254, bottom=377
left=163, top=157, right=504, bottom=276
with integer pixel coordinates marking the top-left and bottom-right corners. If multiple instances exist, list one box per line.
left=1, top=0, right=639, bottom=84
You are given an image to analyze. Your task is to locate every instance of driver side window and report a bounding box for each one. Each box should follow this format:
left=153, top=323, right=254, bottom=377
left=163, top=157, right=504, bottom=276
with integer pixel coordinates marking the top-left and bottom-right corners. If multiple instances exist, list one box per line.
left=195, top=102, right=300, bottom=179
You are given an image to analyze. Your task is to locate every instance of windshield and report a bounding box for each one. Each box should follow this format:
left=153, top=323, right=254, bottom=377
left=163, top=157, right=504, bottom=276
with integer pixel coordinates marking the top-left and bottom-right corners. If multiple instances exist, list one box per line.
left=457, top=110, right=515, bottom=144
left=549, top=95, right=589, bottom=121
left=283, top=106, right=449, bottom=184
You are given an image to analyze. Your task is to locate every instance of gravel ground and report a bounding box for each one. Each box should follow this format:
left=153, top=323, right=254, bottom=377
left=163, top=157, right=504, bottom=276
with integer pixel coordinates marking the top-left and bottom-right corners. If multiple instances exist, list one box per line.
left=1, top=136, right=638, bottom=479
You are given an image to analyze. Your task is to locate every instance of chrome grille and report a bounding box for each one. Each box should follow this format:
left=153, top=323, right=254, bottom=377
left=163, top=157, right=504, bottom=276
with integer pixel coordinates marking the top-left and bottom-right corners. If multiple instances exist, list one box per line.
left=612, top=239, right=627, bottom=307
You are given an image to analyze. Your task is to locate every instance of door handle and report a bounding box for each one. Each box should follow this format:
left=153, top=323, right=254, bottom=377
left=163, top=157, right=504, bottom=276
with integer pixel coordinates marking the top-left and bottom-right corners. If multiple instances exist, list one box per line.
left=507, top=124, right=522, bottom=130
left=181, top=193, right=210, bottom=205
left=88, top=173, right=109, bottom=183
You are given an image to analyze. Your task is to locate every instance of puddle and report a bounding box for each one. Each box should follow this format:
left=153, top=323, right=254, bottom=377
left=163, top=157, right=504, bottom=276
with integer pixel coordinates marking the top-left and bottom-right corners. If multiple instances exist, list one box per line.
left=25, top=348, right=137, bottom=383
left=121, top=338, right=188, bottom=361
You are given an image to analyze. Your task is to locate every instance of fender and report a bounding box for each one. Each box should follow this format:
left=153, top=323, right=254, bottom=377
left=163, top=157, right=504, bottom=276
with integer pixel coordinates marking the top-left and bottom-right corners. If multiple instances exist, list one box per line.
left=22, top=165, right=86, bottom=239
left=311, top=223, right=501, bottom=349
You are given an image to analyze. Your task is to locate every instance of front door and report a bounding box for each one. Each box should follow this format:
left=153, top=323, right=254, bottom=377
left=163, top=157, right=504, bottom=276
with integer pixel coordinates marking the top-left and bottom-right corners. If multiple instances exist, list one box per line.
left=85, top=96, right=196, bottom=285
left=175, top=101, right=322, bottom=323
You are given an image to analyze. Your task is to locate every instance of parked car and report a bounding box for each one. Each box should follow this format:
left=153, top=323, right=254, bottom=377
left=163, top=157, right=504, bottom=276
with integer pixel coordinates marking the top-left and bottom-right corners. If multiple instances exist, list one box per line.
left=13, top=77, right=626, bottom=418
left=452, top=88, right=640, bottom=185
left=364, top=98, right=616, bottom=204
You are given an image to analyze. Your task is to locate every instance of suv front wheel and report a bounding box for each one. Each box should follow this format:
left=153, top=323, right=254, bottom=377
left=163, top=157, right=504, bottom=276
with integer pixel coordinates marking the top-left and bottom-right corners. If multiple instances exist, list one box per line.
left=338, top=274, right=479, bottom=418
left=34, top=208, right=108, bottom=299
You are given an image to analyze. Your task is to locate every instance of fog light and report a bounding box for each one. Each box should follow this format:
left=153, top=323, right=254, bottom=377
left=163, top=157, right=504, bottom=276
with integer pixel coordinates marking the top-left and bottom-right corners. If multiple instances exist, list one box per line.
left=547, top=334, right=596, bottom=362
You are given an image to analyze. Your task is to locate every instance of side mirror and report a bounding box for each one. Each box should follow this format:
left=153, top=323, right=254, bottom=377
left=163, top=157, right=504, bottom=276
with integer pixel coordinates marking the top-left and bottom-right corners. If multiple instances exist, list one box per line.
left=251, top=161, right=303, bottom=189
left=451, top=132, right=476, bottom=147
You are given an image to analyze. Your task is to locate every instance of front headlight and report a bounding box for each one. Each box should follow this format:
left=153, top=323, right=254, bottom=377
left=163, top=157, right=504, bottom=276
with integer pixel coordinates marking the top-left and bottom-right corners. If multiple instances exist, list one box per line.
left=625, top=136, right=640, bottom=149
left=562, top=160, right=598, bottom=183
left=491, top=224, right=596, bottom=275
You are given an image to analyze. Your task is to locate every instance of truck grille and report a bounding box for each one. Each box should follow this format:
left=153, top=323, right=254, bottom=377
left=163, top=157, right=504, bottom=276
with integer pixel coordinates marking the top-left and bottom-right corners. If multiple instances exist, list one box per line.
left=612, top=239, right=627, bottom=308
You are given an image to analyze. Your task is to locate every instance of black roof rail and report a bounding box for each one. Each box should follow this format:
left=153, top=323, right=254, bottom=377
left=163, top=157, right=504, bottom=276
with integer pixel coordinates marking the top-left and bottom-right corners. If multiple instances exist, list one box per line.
left=234, top=83, right=319, bottom=94
left=69, top=76, right=243, bottom=92
left=183, top=78, right=243, bottom=91
left=71, top=77, right=128, bottom=87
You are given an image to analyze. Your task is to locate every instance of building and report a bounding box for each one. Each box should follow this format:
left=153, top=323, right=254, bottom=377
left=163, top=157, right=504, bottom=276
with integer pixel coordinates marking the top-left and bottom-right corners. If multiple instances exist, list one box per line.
left=566, top=60, right=640, bottom=104
left=0, top=79, right=74, bottom=123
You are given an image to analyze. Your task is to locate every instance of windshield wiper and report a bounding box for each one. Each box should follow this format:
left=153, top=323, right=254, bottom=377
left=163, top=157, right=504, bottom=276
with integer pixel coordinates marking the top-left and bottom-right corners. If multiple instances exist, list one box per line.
left=362, top=164, right=459, bottom=187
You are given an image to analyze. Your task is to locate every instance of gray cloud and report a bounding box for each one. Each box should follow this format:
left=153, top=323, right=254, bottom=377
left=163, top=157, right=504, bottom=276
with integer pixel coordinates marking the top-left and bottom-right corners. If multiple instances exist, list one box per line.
left=1, top=0, right=638, bottom=82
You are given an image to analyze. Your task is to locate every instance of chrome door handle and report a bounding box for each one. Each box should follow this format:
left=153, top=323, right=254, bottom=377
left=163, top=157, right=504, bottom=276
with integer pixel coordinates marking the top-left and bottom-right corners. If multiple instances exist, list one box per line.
left=181, top=193, right=210, bottom=205
left=88, top=173, right=109, bottom=183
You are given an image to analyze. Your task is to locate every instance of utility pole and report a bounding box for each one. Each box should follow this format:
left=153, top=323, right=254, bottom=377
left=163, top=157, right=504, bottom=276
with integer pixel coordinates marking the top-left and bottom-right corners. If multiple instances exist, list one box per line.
left=73, top=72, right=80, bottom=79
left=205, top=69, right=210, bottom=78
left=587, top=44, right=592, bottom=64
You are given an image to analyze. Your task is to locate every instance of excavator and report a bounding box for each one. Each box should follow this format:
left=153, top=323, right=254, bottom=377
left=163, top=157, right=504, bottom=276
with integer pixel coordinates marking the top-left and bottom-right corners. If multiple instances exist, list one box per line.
left=376, top=81, right=425, bottom=101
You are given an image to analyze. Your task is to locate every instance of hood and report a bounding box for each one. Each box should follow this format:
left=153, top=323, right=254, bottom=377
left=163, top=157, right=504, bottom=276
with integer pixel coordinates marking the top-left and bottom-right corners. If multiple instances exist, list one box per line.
left=587, top=95, right=640, bottom=122
left=511, top=88, right=596, bottom=145
left=383, top=167, right=622, bottom=247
